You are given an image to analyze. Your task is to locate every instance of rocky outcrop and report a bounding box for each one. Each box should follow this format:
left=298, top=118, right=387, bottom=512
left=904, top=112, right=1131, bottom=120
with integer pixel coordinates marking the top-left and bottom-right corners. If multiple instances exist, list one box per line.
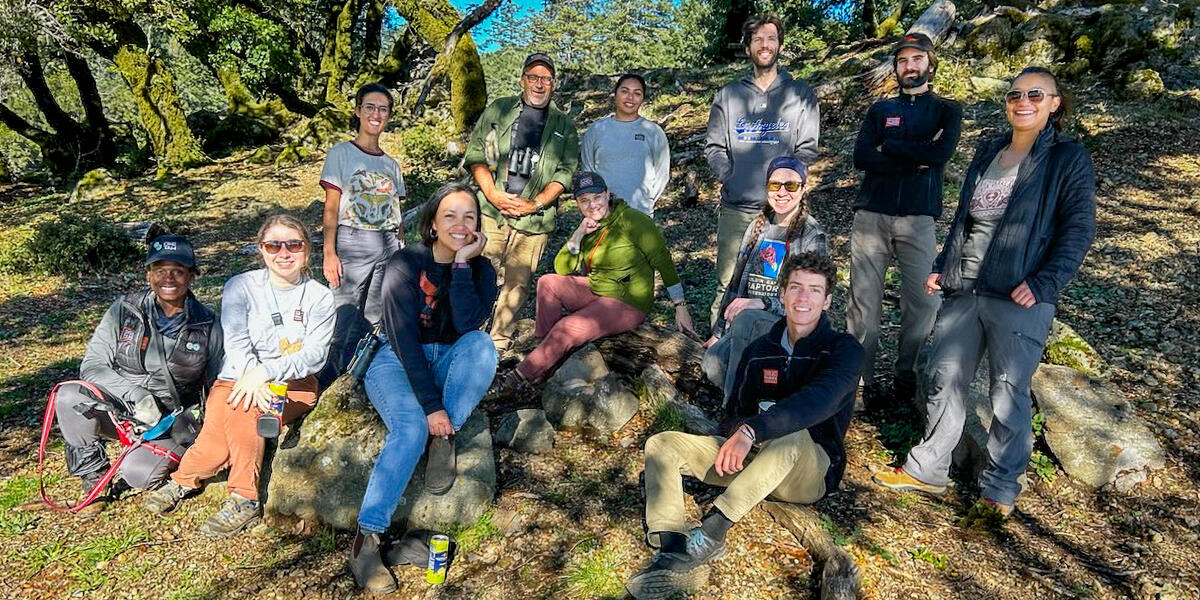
left=541, top=345, right=639, bottom=433
left=495, top=409, right=555, bottom=454
left=265, top=376, right=495, bottom=530
left=1032, top=365, right=1165, bottom=492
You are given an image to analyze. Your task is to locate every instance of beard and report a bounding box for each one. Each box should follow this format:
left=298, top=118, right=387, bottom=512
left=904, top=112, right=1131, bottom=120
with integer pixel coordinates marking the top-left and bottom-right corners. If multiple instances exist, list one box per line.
left=753, top=48, right=779, bottom=69
left=898, top=67, right=931, bottom=90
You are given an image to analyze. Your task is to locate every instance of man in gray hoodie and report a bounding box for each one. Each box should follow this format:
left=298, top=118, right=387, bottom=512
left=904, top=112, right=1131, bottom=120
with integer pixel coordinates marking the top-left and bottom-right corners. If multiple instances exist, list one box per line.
left=705, top=14, right=820, bottom=327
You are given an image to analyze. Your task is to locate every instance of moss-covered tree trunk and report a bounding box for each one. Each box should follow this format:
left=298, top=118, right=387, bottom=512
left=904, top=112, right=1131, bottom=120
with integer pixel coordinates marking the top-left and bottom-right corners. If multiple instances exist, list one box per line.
left=113, top=45, right=206, bottom=168
left=216, top=68, right=298, bottom=131
left=321, top=0, right=358, bottom=107
left=393, top=0, right=487, bottom=131
left=363, top=0, right=385, bottom=66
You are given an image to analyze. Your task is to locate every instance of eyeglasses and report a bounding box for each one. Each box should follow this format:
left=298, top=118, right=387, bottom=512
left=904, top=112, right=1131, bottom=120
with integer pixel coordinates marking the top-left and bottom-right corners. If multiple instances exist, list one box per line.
left=1005, top=88, right=1057, bottom=104
left=766, top=181, right=803, bottom=192
left=359, top=103, right=391, bottom=115
left=260, top=240, right=306, bottom=254
left=523, top=73, right=554, bottom=86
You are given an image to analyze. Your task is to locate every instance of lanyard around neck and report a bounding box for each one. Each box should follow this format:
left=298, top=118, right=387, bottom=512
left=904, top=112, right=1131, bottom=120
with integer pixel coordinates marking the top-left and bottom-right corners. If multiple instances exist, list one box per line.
left=265, top=271, right=306, bottom=330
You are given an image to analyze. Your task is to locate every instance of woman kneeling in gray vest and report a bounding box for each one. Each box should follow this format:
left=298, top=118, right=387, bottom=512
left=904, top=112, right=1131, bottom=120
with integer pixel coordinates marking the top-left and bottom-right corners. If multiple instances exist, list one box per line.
left=53, top=235, right=223, bottom=513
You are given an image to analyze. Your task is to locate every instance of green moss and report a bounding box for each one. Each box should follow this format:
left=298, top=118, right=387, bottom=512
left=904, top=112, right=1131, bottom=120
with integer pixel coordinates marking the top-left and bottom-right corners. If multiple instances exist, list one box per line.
left=1124, top=69, right=1165, bottom=99
left=1043, top=320, right=1108, bottom=378
left=321, top=0, right=357, bottom=108
left=113, top=46, right=206, bottom=168
left=247, top=146, right=275, bottom=164
left=393, top=0, right=487, bottom=132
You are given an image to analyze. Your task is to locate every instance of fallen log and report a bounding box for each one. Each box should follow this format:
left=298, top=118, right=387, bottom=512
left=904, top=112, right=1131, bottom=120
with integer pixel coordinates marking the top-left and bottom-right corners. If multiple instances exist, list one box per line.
left=119, top=221, right=167, bottom=244
left=763, top=502, right=860, bottom=600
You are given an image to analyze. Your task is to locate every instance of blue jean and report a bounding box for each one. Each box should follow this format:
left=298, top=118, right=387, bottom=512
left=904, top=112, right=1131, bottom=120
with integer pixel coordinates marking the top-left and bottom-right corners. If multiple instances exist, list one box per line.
left=356, top=330, right=497, bottom=533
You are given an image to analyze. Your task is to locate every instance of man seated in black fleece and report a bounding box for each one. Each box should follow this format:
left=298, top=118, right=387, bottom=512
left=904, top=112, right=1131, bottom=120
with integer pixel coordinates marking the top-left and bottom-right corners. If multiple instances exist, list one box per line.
left=627, top=251, right=864, bottom=597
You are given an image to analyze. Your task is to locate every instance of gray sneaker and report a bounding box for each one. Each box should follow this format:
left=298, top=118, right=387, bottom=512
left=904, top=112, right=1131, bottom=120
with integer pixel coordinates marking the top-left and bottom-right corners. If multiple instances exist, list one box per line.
left=142, top=481, right=194, bottom=515
left=198, top=494, right=261, bottom=538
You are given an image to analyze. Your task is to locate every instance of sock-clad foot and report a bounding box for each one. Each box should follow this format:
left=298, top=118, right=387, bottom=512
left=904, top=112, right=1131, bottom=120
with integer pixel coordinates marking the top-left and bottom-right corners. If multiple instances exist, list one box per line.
left=142, top=480, right=195, bottom=514
left=872, top=467, right=947, bottom=496
left=198, top=493, right=261, bottom=538
left=687, top=510, right=730, bottom=565
left=425, top=435, right=457, bottom=495
left=349, top=530, right=397, bottom=593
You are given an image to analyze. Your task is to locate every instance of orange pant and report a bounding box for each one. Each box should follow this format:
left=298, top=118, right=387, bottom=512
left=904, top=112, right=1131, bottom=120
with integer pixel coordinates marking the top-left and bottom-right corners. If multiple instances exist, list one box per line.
left=171, top=377, right=317, bottom=500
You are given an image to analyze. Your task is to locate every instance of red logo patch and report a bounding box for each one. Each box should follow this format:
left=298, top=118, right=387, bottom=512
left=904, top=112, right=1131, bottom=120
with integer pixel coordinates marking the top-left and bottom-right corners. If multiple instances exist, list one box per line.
left=885, top=116, right=902, bottom=128
left=763, top=369, right=779, bottom=385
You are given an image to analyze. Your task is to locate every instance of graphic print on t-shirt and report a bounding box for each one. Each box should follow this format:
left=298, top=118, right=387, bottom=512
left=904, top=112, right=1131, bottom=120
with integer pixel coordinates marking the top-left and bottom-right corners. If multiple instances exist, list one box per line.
left=969, top=174, right=1015, bottom=219
left=345, top=169, right=401, bottom=228
left=745, top=238, right=787, bottom=298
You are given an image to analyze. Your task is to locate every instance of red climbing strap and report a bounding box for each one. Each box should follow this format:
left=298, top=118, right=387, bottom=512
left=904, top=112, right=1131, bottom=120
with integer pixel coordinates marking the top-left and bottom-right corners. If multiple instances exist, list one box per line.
left=38, top=380, right=181, bottom=513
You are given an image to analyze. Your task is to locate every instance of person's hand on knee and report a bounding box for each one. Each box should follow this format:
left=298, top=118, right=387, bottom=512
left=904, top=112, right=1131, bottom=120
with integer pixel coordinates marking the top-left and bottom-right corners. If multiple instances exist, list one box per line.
left=427, top=410, right=453, bottom=437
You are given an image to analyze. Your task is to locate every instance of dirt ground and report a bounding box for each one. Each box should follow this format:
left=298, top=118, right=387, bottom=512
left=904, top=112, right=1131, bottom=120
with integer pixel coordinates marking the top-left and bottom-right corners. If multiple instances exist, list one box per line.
left=1, top=62, right=1198, bottom=600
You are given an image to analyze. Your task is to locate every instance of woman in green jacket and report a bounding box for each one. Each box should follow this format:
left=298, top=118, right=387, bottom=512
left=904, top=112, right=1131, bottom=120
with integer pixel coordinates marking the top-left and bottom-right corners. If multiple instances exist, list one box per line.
left=504, top=171, right=696, bottom=386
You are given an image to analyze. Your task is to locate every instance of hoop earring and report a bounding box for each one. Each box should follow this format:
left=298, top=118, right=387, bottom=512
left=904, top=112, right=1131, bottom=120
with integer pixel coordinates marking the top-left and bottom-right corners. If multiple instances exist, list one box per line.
left=430, top=228, right=437, bottom=239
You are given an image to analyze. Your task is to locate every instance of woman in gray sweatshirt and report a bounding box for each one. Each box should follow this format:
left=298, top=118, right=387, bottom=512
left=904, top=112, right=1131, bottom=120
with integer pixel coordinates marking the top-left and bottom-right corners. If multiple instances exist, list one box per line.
left=143, top=214, right=335, bottom=538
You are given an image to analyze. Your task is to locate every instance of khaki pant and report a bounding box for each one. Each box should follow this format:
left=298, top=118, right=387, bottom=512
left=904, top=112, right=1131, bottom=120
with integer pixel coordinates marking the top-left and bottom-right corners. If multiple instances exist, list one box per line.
left=482, top=215, right=549, bottom=350
left=643, top=429, right=829, bottom=545
left=171, top=377, right=317, bottom=500
left=708, top=206, right=759, bottom=328
left=846, top=210, right=940, bottom=385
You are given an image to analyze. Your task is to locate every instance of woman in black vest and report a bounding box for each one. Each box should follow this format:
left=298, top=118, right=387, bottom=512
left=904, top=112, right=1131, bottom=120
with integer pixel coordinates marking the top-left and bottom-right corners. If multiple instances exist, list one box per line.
left=51, top=235, right=223, bottom=513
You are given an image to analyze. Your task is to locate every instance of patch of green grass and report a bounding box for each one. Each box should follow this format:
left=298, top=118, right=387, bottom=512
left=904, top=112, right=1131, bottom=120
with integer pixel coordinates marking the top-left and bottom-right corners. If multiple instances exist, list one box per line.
left=908, top=546, right=949, bottom=570
left=650, top=401, right=687, bottom=434
left=865, top=541, right=899, bottom=564
left=164, top=569, right=210, bottom=600
left=877, top=420, right=922, bottom=455
left=891, top=492, right=920, bottom=509
left=819, top=514, right=862, bottom=547
left=69, top=527, right=149, bottom=590
left=562, top=540, right=625, bottom=599
left=306, top=524, right=338, bottom=554
left=18, top=538, right=75, bottom=575
left=0, top=473, right=55, bottom=534
left=446, top=507, right=501, bottom=555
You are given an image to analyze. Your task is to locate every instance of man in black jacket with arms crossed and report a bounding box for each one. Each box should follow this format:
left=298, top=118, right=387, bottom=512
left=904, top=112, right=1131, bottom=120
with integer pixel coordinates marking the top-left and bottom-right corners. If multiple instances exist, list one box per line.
left=847, top=33, right=962, bottom=409
left=627, top=252, right=864, bottom=598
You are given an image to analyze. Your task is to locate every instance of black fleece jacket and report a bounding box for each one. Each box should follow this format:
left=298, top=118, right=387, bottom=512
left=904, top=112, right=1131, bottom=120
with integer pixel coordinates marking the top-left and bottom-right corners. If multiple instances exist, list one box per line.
left=380, top=246, right=498, bottom=415
left=722, top=314, right=865, bottom=495
left=853, top=91, right=962, bottom=218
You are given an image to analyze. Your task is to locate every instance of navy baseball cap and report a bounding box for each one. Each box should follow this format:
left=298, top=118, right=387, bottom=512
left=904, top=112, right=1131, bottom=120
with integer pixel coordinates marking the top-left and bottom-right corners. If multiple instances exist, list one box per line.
left=145, top=234, right=196, bottom=269
left=523, top=52, right=556, bottom=77
left=572, top=171, right=608, bottom=194
left=765, top=156, right=809, bottom=185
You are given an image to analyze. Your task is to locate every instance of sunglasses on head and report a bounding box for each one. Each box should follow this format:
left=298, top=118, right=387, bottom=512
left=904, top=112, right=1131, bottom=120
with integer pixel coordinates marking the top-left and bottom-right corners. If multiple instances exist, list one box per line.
left=1005, top=88, right=1058, bottom=104
left=767, top=181, right=803, bottom=192
left=260, top=240, right=306, bottom=254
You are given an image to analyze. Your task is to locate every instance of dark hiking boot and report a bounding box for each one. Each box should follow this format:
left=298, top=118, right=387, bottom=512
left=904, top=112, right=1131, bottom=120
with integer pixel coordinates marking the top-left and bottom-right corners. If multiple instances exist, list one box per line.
left=488, top=370, right=533, bottom=399
left=425, top=435, right=457, bottom=495
left=625, top=551, right=712, bottom=599
left=198, top=493, right=261, bottom=538
left=142, top=480, right=195, bottom=515
left=349, top=530, right=397, bottom=593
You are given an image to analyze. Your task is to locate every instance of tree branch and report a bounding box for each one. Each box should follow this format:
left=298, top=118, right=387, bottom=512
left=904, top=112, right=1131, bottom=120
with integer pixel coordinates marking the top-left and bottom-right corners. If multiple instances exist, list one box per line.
left=413, top=0, right=504, bottom=116
left=0, top=103, right=51, bottom=143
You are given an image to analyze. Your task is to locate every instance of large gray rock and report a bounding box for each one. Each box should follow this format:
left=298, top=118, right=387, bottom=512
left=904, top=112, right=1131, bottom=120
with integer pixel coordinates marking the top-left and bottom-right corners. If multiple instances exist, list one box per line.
left=1032, top=365, right=1165, bottom=492
left=640, top=364, right=718, bottom=436
left=495, top=409, right=555, bottom=454
left=266, top=376, right=495, bottom=530
left=541, top=345, right=638, bottom=433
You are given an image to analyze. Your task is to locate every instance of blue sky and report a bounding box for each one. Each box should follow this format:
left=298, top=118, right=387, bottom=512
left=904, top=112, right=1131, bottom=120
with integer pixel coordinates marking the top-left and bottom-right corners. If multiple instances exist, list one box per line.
left=384, top=0, right=541, bottom=53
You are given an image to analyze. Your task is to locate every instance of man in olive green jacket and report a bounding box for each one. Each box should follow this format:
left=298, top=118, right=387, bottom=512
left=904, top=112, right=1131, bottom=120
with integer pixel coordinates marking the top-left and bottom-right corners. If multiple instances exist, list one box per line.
left=463, top=52, right=580, bottom=351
